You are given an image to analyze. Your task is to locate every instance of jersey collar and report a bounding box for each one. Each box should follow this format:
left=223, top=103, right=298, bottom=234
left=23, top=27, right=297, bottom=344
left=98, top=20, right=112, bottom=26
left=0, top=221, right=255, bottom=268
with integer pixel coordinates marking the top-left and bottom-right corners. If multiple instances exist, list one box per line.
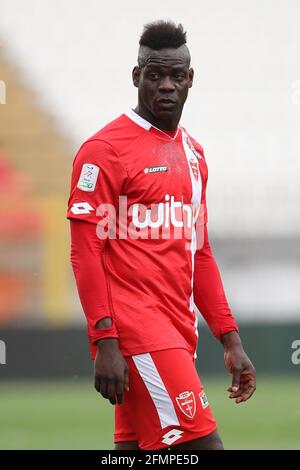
left=125, top=108, right=152, bottom=130
left=125, top=108, right=180, bottom=141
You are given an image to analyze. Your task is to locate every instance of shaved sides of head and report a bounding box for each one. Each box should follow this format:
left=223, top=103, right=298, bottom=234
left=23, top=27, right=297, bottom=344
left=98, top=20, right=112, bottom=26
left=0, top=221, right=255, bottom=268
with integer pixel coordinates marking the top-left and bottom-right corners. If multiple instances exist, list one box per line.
left=137, top=20, right=191, bottom=68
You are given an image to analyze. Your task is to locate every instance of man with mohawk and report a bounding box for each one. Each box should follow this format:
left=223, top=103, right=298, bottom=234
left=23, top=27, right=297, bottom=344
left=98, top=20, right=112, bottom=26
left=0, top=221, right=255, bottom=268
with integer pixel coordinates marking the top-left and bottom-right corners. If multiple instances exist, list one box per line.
left=67, top=20, right=256, bottom=450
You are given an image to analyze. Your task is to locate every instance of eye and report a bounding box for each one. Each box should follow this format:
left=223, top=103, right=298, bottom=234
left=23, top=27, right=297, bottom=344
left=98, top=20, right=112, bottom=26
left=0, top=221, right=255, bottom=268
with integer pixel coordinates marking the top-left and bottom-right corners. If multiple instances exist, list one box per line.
left=174, top=73, right=185, bottom=80
left=149, top=72, right=160, bottom=80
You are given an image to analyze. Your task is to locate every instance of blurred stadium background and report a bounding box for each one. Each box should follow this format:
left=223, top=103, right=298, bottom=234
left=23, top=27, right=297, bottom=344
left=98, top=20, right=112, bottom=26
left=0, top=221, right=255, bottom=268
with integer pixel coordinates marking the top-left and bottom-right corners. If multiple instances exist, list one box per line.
left=0, top=0, right=299, bottom=450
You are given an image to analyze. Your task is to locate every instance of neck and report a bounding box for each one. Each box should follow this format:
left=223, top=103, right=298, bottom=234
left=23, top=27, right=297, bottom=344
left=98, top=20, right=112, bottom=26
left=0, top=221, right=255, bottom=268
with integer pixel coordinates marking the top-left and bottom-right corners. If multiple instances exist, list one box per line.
left=133, top=104, right=181, bottom=131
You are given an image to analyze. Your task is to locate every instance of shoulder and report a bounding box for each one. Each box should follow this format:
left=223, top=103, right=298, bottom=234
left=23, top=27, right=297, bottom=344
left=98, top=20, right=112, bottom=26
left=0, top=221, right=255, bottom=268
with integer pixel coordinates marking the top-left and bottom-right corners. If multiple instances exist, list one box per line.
left=73, top=114, right=137, bottom=170
left=81, top=113, right=145, bottom=155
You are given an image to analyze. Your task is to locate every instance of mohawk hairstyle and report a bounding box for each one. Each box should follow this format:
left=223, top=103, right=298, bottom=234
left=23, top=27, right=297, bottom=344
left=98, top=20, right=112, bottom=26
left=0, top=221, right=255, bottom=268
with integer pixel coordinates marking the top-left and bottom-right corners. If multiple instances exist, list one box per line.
left=139, top=20, right=187, bottom=50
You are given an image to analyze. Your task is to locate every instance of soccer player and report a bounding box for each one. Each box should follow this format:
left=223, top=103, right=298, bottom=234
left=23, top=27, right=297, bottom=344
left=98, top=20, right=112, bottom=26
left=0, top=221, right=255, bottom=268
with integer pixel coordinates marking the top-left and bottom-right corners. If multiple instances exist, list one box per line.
left=67, top=21, right=256, bottom=450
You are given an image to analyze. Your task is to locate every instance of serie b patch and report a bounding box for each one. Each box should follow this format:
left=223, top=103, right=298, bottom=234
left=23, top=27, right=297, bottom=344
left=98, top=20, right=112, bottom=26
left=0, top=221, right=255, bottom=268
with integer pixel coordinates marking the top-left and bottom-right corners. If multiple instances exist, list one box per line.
left=77, top=163, right=99, bottom=192
left=199, top=390, right=209, bottom=409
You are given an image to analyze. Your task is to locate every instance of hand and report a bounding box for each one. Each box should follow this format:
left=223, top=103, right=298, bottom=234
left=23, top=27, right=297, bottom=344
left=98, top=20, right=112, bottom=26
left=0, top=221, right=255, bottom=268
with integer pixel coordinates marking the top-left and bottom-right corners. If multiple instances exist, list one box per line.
left=221, top=331, right=256, bottom=404
left=94, top=338, right=129, bottom=405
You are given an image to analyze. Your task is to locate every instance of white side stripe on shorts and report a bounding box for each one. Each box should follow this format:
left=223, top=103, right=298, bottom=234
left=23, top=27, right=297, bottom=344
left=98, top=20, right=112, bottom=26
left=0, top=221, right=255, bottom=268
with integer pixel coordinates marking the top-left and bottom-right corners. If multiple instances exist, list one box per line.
left=132, top=353, right=180, bottom=429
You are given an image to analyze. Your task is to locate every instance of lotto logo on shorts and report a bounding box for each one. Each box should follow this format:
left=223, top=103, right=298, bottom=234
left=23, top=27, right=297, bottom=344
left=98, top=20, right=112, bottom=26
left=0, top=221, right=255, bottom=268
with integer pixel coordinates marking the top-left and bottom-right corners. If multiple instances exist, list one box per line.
left=161, top=429, right=184, bottom=446
left=176, top=391, right=196, bottom=418
left=199, top=390, right=209, bottom=409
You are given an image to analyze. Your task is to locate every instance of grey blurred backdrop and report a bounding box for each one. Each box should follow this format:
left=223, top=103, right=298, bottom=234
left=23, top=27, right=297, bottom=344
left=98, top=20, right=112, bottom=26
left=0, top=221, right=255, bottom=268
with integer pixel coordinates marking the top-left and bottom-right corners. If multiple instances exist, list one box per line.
left=0, top=0, right=299, bottom=378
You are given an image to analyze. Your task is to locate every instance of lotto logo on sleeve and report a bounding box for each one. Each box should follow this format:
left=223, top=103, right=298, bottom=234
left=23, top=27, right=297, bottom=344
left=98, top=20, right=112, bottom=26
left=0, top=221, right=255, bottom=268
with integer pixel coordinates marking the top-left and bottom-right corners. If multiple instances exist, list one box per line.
left=70, top=202, right=94, bottom=215
left=77, top=163, right=100, bottom=192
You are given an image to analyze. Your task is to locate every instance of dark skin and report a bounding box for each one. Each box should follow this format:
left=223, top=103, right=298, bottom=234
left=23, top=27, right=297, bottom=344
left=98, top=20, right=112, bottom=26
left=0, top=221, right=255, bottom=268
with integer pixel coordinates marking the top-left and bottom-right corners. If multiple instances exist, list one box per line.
left=94, top=45, right=256, bottom=450
left=133, top=45, right=193, bottom=130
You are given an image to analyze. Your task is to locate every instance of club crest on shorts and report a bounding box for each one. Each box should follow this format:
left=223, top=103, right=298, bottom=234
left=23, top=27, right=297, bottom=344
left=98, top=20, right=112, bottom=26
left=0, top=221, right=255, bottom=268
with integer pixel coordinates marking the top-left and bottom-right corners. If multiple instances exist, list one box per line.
left=176, top=391, right=196, bottom=418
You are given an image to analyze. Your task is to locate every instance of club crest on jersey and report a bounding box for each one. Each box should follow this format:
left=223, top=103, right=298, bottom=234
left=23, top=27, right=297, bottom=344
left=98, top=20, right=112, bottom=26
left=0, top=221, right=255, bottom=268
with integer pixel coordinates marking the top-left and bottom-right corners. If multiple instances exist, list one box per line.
left=184, top=134, right=201, bottom=160
left=176, top=391, right=196, bottom=418
left=199, top=390, right=209, bottom=409
left=188, top=154, right=199, bottom=181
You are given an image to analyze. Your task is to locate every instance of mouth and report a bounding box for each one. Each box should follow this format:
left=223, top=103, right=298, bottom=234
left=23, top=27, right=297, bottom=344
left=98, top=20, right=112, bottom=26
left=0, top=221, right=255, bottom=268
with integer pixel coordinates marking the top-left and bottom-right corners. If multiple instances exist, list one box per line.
left=156, top=98, right=177, bottom=110
left=157, top=98, right=176, bottom=104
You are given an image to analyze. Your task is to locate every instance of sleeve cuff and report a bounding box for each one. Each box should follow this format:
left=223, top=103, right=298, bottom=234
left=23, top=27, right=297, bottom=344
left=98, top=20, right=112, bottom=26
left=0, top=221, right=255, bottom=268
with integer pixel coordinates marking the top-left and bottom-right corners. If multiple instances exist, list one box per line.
left=89, top=324, right=119, bottom=344
left=217, top=325, right=239, bottom=341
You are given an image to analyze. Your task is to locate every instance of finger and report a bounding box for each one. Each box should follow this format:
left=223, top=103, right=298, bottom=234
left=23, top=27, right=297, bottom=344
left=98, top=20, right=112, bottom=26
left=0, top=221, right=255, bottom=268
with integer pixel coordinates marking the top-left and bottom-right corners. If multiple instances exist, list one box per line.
left=228, top=383, right=243, bottom=398
left=228, top=384, right=243, bottom=395
left=124, top=366, right=130, bottom=392
left=231, top=367, right=242, bottom=393
left=107, top=380, right=117, bottom=405
left=235, top=396, right=244, bottom=404
left=229, top=389, right=243, bottom=399
left=116, top=380, right=124, bottom=405
left=94, top=376, right=101, bottom=393
left=240, top=381, right=256, bottom=402
left=227, top=382, right=245, bottom=392
left=100, top=381, right=108, bottom=399
left=231, top=378, right=248, bottom=399
left=234, top=378, right=256, bottom=404
left=235, top=389, right=250, bottom=403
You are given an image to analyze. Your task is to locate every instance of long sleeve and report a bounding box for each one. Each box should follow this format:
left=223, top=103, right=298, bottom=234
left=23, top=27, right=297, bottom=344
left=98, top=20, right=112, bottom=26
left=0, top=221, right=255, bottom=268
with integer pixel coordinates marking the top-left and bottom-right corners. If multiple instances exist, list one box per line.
left=193, top=223, right=239, bottom=340
left=70, top=219, right=118, bottom=345
left=67, top=138, right=128, bottom=350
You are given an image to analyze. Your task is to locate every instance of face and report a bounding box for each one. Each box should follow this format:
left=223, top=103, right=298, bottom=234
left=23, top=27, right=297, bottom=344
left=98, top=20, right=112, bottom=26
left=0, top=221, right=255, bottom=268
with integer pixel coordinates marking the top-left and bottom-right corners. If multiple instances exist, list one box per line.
left=133, top=46, right=194, bottom=124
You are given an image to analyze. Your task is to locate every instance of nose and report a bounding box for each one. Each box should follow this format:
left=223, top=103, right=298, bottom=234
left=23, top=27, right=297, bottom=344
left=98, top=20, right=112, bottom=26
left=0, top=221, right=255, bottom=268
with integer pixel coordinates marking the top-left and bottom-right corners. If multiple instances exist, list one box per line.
left=158, top=76, right=176, bottom=93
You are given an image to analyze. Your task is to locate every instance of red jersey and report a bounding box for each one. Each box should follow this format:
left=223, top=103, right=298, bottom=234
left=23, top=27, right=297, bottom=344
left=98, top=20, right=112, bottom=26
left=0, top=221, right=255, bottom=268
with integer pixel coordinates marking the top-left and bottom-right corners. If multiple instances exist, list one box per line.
left=67, top=109, right=238, bottom=359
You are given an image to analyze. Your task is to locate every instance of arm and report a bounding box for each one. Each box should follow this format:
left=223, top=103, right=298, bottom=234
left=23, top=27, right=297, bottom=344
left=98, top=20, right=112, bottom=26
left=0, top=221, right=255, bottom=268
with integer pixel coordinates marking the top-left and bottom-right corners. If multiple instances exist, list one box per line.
left=194, top=223, right=256, bottom=403
left=67, top=139, right=129, bottom=405
left=70, top=220, right=128, bottom=405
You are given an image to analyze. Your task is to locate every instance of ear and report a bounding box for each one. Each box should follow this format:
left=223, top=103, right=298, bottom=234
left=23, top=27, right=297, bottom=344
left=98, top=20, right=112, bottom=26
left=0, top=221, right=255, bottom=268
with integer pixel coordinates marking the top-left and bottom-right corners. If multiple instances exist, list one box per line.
left=188, top=68, right=194, bottom=89
left=132, top=66, right=141, bottom=88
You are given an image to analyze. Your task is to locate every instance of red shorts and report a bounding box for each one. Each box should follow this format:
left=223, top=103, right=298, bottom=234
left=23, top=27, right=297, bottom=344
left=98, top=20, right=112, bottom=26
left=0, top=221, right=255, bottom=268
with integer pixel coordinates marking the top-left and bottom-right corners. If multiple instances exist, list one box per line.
left=114, top=348, right=217, bottom=450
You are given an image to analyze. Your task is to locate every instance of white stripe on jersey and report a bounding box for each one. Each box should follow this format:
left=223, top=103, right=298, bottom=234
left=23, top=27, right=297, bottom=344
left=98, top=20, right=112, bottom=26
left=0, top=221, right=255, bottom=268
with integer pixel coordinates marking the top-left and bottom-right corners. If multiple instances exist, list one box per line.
left=132, top=353, right=180, bottom=429
left=181, top=129, right=202, bottom=359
